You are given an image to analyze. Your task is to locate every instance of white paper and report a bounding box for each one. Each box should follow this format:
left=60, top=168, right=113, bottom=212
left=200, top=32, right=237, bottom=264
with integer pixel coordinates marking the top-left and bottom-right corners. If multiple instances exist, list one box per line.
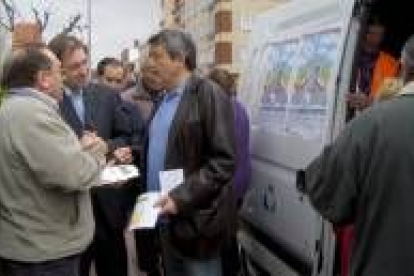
left=100, top=165, right=139, bottom=185
left=159, top=169, right=184, bottom=194
left=128, top=192, right=161, bottom=230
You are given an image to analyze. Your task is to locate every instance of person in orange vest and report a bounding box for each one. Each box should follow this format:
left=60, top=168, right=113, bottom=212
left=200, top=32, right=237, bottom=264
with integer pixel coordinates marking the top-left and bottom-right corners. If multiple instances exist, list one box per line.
left=340, top=18, right=399, bottom=276
left=347, top=18, right=399, bottom=113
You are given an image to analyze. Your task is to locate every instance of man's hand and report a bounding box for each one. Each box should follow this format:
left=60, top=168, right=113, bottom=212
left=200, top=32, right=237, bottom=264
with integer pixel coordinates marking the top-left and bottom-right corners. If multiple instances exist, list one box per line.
left=80, top=131, right=97, bottom=149
left=155, top=194, right=178, bottom=215
left=347, top=93, right=373, bottom=110
left=113, top=147, right=133, bottom=164
left=80, top=132, right=108, bottom=164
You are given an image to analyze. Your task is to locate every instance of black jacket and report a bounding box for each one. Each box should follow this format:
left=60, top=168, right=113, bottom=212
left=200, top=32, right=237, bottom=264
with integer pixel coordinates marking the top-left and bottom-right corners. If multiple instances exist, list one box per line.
left=60, top=83, right=138, bottom=231
left=143, top=75, right=237, bottom=258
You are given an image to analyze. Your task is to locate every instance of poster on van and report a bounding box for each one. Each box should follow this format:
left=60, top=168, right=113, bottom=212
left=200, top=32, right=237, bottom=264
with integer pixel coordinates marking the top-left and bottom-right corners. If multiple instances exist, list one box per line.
left=259, top=39, right=299, bottom=134
left=287, top=28, right=341, bottom=140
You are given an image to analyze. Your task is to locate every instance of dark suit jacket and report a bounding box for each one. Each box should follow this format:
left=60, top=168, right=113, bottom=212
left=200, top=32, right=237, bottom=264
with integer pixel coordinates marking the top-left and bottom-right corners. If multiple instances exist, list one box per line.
left=60, top=83, right=132, bottom=151
left=60, top=83, right=138, bottom=231
left=142, top=75, right=237, bottom=258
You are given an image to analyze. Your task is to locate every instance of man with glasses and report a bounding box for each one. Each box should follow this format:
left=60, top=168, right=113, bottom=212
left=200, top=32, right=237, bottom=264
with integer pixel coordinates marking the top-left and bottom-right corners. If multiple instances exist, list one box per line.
left=48, top=35, right=137, bottom=276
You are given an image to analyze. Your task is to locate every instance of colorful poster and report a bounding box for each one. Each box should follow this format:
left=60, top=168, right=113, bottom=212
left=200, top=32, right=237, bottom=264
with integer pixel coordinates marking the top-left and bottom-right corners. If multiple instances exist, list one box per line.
left=259, top=40, right=299, bottom=134
left=287, top=29, right=341, bottom=140
left=291, top=29, right=340, bottom=107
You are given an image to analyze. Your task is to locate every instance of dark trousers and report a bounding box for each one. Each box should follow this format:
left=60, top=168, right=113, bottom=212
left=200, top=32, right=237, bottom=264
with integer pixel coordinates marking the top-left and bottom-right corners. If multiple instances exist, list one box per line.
left=79, top=229, right=128, bottom=276
left=0, top=255, right=80, bottom=276
left=80, top=186, right=138, bottom=276
left=222, top=199, right=244, bottom=276
left=221, top=236, right=241, bottom=276
left=135, top=228, right=162, bottom=276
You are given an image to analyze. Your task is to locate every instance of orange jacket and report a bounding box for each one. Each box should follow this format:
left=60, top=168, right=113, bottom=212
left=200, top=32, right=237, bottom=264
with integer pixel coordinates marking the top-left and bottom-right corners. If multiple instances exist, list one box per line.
left=370, top=51, right=399, bottom=99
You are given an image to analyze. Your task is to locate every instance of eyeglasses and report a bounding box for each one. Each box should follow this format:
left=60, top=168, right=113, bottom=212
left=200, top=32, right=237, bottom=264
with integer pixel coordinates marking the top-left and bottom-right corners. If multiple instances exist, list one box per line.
left=65, top=59, right=88, bottom=71
left=105, top=77, right=124, bottom=84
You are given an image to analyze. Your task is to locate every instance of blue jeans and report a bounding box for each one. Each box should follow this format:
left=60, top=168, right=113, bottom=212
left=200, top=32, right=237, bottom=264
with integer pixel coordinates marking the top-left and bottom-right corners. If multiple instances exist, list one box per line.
left=161, top=229, right=222, bottom=276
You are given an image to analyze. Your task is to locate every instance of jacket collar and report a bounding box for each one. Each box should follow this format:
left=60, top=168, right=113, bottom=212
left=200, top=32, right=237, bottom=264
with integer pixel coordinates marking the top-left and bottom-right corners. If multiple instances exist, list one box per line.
left=8, top=87, right=59, bottom=112
left=166, top=74, right=201, bottom=154
left=167, top=75, right=190, bottom=95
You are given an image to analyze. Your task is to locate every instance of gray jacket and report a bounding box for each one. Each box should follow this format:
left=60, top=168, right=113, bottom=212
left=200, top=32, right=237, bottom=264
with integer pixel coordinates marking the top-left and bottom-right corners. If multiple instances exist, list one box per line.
left=305, top=84, right=414, bottom=276
left=0, top=89, right=100, bottom=262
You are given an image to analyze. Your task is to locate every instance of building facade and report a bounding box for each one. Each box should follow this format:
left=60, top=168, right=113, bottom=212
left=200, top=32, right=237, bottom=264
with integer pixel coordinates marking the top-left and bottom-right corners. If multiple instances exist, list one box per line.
left=12, top=22, right=42, bottom=49
left=160, top=0, right=184, bottom=29
left=161, top=0, right=287, bottom=75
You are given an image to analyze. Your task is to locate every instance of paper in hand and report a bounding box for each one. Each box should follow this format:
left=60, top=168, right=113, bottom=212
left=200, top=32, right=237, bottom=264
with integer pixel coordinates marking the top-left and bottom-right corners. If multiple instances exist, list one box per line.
left=159, top=169, right=184, bottom=194
left=128, top=168, right=184, bottom=230
left=100, top=165, right=139, bottom=185
left=128, top=192, right=161, bottom=230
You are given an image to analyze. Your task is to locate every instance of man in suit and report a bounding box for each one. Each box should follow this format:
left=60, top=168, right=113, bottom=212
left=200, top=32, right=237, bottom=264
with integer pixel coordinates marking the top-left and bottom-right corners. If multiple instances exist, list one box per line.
left=48, top=35, right=136, bottom=276
left=145, top=29, right=236, bottom=276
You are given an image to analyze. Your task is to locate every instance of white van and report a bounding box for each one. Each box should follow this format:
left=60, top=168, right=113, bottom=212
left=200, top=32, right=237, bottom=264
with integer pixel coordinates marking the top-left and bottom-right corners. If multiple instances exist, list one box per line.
left=237, top=0, right=412, bottom=275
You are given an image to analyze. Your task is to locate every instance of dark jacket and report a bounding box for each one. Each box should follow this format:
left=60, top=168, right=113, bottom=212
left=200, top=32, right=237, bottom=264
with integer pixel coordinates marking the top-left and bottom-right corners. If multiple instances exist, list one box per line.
left=304, top=92, right=414, bottom=276
left=60, top=83, right=131, bottom=151
left=143, top=75, right=237, bottom=258
left=121, top=79, right=156, bottom=123
left=60, top=83, right=138, bottom=230
left=121, top=82, right=156, bottom=180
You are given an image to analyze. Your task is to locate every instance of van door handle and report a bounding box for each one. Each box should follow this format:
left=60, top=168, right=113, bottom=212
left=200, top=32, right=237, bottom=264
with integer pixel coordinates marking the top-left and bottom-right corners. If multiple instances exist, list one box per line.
left=297, top=170, right=306, bottom=202
left=263, top=185, right=276, bottom=213
left=296, top=170, right=306, bottom=193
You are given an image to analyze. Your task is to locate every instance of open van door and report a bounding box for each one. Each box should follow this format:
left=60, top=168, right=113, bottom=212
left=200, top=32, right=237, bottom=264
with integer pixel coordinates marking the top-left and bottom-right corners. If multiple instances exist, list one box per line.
left=237, top=0, right=363, bottom=275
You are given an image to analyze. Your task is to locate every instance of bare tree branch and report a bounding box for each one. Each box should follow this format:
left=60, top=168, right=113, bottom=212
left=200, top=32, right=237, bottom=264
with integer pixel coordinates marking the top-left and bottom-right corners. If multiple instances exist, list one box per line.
left=32, top=7, right=41, bottom=29
left=0, top=0, right=16, bottom=31
left=44, top=11, right=50, bottom=29
left=3, top=0, right=14, bottom=26
left=32, top=6, right=50, bottom=32
left=0, top=20, right=11, bottom=31
left=60, top=13, right=82, bottom=35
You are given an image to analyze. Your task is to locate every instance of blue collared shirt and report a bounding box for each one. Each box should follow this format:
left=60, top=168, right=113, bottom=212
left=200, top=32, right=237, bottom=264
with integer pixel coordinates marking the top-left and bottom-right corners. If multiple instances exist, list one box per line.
left=146, top=81, right=186, bottom=191
left=65, top=87, right=85, bottom=124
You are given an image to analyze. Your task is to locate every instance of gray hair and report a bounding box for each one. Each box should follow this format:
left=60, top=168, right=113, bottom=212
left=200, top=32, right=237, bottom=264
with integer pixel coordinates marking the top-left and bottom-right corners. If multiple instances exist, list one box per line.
left=148, top=29, right=197, bottom=71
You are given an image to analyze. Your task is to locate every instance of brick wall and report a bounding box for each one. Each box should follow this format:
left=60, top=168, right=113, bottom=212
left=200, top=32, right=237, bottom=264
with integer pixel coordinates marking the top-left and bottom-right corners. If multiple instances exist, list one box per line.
left=215, top=10, right=232, bottom=33
left=215, top=41, right=232, bottom=64
left=12, top=22, right=41, bottom=49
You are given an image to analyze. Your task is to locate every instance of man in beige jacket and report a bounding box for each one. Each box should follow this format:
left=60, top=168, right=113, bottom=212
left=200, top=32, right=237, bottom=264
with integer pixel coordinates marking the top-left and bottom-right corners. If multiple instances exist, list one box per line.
left=0, top=46, right=106, bottom=276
